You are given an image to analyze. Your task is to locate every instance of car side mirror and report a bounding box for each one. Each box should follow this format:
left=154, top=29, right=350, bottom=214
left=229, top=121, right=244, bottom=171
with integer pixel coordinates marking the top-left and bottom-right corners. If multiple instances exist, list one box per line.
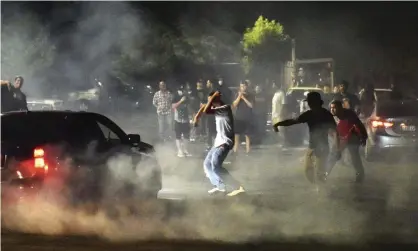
left=127, top=134, right=141, bottom=145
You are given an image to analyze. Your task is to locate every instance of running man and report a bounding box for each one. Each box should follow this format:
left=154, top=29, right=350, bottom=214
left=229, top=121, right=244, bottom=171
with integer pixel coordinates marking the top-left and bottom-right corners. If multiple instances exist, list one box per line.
left=193, top=91, right=245, bottom=196
left=273, top=92, right=340, bottom=184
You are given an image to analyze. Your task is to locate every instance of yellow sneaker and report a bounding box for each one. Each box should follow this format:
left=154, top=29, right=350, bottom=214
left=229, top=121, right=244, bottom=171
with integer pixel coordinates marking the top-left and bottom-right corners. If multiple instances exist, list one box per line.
left=226, top=186, right=245, bottom=197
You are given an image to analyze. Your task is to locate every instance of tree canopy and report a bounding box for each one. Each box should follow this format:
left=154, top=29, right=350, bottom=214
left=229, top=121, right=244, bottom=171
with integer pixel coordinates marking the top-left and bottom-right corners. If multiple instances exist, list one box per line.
left=242, top=15, right=290, bottom=81
left=112, top=17, right=241, bottom=82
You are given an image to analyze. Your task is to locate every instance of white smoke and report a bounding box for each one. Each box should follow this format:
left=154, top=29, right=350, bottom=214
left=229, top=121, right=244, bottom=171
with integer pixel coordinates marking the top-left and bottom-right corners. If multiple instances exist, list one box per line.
left=1, top=7, right=55, bottom=97
left=3, top=138, right=418, bottom=244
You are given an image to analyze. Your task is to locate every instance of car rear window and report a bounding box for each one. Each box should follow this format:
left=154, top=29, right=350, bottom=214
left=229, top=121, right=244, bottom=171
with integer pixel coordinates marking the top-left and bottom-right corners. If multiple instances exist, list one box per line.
left=1, top=113, right=106, bottom=146
left=378, top=103, right=418, bottom=117
left=375, top=91, right=391, bottom=101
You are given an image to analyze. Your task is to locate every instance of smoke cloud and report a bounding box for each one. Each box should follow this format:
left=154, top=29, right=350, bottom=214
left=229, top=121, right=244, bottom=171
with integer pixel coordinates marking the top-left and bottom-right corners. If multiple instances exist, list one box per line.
left=1, top=6, right=55, bottom=98
left=2, top=2, right=418, bottom=248
left=3, top=136, right=418, bottom=245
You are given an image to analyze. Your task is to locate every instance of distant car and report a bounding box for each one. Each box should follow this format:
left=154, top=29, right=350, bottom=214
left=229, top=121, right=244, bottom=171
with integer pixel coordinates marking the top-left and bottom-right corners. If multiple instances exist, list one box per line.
left=373, top=88, right=392, bottom=102
left=27, top=98, right=64, bottom=111
left=363, top=100, right=418, bottom=162
left=1, top=111, right=162, bottom=205
left=286, top=87, right=324, bottom=106
left=359, top=88, right=392, bottom=103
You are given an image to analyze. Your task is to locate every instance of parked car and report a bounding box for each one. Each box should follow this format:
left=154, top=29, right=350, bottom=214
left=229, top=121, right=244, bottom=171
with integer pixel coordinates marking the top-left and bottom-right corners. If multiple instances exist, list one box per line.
left=363, top=100, right=418, bottom=162
left=373, top=88, right=393, bottom=102
left=26, top=98, right=64, bottom=111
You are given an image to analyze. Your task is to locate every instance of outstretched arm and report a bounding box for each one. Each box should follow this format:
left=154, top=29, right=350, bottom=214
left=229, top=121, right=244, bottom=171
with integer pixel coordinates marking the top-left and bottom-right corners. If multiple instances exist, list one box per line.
left=1, top=80, right=11, bottom=90
left=274, top=119, right=300, bottom=128
left=273, top=110, right=310, bottom=132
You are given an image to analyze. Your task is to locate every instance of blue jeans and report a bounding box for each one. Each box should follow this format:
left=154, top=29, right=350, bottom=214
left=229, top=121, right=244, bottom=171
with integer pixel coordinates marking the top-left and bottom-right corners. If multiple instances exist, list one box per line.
left=203, top=145, right=238, bottom=190
left=157, top=113, right=173, bottom=141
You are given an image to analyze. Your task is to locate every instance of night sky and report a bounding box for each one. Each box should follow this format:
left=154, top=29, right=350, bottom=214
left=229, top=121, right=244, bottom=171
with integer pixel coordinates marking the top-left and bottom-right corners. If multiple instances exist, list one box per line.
left=2, top=1, right=418, bottom=87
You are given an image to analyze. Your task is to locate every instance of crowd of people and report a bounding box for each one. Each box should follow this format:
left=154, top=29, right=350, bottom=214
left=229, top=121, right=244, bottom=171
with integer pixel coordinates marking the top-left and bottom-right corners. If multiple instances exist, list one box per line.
left=188, top=87, right=369, bottom=196
left=1, top=74, right=405, bottom=196
left=152, top=77, right=273, bottom=158
left=152, top=75, right=407, bottom=196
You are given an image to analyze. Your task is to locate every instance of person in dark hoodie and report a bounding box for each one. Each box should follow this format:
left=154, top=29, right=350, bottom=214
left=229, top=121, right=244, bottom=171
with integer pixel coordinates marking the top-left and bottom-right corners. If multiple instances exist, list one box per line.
left=1, top=76, right=28, bottom=113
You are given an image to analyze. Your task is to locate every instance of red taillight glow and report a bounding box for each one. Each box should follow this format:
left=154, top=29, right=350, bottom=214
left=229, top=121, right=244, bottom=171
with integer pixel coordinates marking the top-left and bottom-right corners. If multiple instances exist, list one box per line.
left=33, top=148, right=46, bottom=169
left=34, top=148, right=44, bottom=158
left=371, top=119, right=394, bottom=128
left=34, top=158, right=45, bottom=168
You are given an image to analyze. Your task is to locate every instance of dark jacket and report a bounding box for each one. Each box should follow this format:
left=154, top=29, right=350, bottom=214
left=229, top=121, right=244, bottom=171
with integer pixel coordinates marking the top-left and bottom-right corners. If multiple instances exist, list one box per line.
left=1, top=83, right=28, bottom=113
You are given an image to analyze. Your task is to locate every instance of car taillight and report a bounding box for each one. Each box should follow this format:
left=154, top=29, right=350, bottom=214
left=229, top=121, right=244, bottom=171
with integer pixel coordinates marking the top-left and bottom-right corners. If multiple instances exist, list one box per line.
left=33, top=148, right=48, bottom=171
left=371, top=119, right=394, bottom=128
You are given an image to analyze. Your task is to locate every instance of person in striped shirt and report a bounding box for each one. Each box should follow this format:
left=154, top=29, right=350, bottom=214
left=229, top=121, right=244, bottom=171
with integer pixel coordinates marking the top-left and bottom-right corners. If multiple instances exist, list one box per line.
left=152, top=81, right=173, bottom=142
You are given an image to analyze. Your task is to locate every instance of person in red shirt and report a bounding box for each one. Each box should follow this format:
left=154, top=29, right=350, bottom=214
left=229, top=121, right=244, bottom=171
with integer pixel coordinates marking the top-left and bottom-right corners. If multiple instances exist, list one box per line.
left=327, top=100, right=368, bottom=183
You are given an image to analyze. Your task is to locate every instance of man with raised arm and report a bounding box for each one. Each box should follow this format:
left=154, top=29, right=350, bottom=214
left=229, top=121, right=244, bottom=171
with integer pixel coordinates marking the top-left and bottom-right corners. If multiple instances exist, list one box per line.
left=193, top=91, right=245, bottom=196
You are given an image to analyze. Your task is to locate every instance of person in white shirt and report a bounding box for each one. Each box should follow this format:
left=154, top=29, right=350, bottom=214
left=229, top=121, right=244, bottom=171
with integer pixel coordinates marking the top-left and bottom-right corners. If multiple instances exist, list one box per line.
left=271, top=87, right=286, bottom=145
left=193, top=91, right=245, bottom=197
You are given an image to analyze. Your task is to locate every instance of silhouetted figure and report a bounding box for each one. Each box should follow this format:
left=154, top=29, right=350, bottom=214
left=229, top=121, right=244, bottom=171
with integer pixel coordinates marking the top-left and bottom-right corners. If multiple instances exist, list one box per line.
left=273, top=92, right=340, bottom=184
left=1, top=76, right=28, bottom=113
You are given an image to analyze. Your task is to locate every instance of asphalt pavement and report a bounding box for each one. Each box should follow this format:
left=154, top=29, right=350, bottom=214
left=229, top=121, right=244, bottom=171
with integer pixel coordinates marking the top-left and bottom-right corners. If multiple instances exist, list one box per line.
left=2, top=112, right=418, bottom=250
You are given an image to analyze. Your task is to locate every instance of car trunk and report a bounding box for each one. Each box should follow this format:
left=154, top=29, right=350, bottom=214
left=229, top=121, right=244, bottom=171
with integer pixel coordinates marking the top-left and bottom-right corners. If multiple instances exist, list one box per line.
left=383, top=117, right=418, bottom=138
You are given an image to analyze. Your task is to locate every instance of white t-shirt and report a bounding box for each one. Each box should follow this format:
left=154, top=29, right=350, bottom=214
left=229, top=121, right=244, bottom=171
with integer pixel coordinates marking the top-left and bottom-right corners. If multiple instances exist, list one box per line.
left=272, top=90, right=285, bottom=122
left=213, top=105, right=234, bottom=148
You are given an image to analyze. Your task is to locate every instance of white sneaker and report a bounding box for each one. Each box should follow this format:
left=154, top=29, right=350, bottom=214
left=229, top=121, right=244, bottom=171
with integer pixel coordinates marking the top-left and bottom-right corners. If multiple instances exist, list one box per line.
left=184, top=151, right=192, bottom=157
left=177, top=152, right=185, bottom=157
left=208, top=187, right=226, bottom=195
left=227, top=186, right=246, bottom=197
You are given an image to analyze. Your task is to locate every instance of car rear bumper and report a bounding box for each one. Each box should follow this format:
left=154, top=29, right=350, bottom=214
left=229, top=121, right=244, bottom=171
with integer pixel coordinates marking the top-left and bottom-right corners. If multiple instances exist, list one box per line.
left=371, top=135, right=418, bottom=156
left=1, top=181, right=42, bottom=205
left=375, top=135, right=418, bottom=148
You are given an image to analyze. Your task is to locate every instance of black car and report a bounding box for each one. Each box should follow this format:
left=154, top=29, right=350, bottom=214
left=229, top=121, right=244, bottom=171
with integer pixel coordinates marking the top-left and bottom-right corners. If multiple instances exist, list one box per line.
left=1, top=111, right=162, bottom=205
